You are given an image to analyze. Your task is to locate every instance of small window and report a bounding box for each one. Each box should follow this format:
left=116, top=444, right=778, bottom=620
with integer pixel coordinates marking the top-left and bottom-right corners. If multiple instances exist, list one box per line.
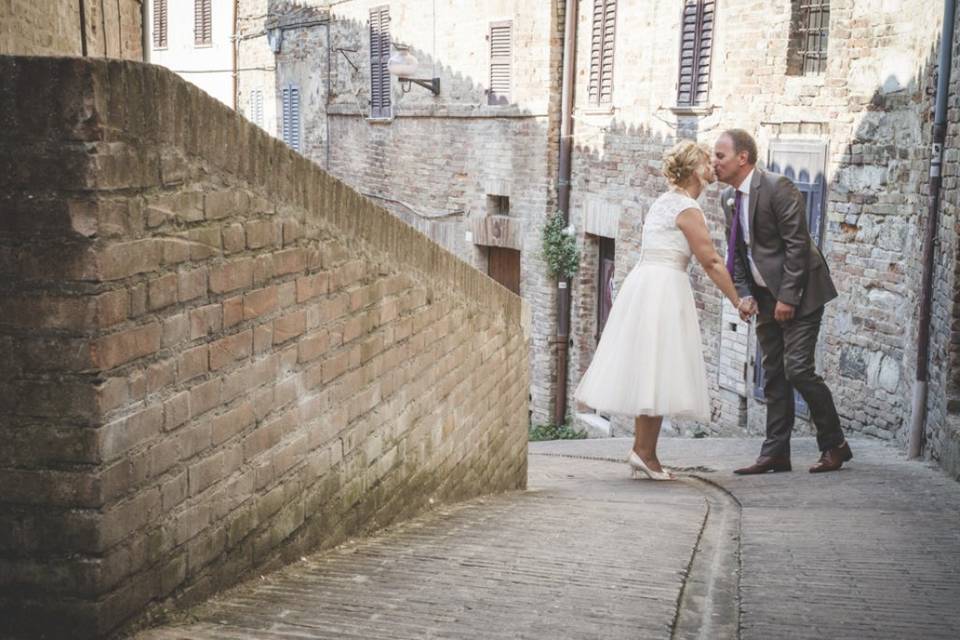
left=588, top=0, right=616, bottom=105
left=488, top=21, right=512, bottom=105
left=788, top=0, right=830, bottom=75
left=369, top=6, right=392, bottom=119
left=153, top=0, right=168, bottom=49
left=281, top=85, right=301, bottom=153
left=676, top=0, right=716, bottom=107
left=486, top=195, right=510, bottom=216
left=195, top=0, right=212, bottom=47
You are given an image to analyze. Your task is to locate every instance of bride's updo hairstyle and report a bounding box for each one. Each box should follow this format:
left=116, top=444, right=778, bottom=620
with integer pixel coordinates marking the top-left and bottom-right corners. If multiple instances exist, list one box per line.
left=662, top=140, right=711, bottom=188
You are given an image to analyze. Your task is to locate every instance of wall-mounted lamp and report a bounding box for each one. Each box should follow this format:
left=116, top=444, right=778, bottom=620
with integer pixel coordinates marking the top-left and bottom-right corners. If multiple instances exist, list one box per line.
left=267, top=26, right=283, bottom=54
left=387, top=45, right=440, bottom=95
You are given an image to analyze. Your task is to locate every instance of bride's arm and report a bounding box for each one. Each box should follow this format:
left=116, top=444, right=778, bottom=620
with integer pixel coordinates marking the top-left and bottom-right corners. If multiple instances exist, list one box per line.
left=676, top=208, right=742, bottom=311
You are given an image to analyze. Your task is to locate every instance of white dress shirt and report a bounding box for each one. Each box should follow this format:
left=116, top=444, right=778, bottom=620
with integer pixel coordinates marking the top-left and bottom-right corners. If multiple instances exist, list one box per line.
left=737, top=169, right=769, bottom=289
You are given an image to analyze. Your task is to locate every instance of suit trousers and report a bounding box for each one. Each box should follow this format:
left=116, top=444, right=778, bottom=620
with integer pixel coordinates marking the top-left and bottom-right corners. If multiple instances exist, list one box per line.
left=754, top=289, right=844, bottom=457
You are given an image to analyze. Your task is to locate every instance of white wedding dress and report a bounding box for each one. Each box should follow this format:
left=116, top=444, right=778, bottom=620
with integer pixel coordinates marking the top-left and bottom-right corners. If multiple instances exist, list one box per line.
left=575, top=190, right=710, bottom=420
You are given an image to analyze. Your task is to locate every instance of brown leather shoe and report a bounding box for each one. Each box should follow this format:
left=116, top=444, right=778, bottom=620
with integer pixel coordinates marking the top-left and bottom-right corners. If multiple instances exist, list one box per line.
left=733, top=455, right=792, bottom=475
left=809, top=441, right=853, bottom=473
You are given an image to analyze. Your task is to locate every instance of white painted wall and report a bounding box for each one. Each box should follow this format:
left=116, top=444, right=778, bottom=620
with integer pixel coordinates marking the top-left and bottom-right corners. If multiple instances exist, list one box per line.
left=148, top=0, right=235, bottom=107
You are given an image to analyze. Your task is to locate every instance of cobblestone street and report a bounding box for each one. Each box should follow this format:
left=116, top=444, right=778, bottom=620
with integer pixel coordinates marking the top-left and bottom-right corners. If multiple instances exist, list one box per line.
left=134, top=437, right=960, bottom=639
left=135, top=454, right=710, bottom=639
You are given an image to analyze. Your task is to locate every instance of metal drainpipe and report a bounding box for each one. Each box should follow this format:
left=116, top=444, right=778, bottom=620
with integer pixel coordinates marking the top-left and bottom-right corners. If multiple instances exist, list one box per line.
left=140, top=0, right=148, bottom=61
left=232, top=0, right=239, bottom=110
left=553, top=0, right=579, bottom=427
left=79, top=0, right=88, bottom=56
left=909, top=0, right=957, bottom=458
left=326, top=19, right=332, bottom=171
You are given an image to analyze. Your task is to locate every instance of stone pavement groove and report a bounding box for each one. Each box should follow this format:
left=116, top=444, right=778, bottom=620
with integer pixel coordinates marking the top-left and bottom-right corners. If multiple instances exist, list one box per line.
left=533, top=437, right=960, bottom=640
left=133, top=437, right=960, bottom=640
left=134, top=456, right=713, bottom=640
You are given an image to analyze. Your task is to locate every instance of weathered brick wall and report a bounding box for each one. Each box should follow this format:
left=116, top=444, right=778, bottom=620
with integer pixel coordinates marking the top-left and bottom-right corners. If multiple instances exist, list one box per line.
left=568, top=0, right=946, bottom=445
left=0, top=0, right=143, bottom=59
left=253, top=0, right=564, bottom=426
left=0, top=55, right=529, bottom=639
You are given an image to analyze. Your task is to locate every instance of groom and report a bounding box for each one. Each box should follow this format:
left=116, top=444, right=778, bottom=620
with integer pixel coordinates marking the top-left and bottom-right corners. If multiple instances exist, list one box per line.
left=713, top=129, right=851, bottom=474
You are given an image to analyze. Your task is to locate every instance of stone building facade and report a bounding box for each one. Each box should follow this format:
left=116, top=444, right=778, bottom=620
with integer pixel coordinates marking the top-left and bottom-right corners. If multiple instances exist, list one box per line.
left=567, top=0, right=959, bottom=475
left=238, top=0, right=566, bottom=426
left=232, top=0, right=960, bottom=473
left=1, top=0, right=143, bottom=59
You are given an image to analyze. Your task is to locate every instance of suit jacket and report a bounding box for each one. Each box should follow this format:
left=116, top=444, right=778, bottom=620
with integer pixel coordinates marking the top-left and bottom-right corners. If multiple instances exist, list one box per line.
left=721, top=168, right=837, bottom=318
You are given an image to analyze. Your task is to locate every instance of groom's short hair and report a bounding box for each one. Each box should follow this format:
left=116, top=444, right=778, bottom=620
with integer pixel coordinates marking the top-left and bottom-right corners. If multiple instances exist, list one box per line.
left=723, top=129, right=758, bottom=165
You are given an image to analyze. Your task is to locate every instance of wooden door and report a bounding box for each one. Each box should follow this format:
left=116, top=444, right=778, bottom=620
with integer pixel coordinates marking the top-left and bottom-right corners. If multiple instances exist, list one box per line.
left=488, top=247, right=521, bottom=295
left=597, top=237, right=616, bottom=339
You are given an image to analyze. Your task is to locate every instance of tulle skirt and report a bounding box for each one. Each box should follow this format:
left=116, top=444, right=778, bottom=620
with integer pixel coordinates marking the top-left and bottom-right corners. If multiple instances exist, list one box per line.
left=574, top=262, right=710, bottom=420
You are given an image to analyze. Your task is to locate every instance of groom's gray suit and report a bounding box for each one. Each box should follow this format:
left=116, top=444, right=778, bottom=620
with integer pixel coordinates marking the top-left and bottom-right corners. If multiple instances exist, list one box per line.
left=722, top=168, right=844, bottom=458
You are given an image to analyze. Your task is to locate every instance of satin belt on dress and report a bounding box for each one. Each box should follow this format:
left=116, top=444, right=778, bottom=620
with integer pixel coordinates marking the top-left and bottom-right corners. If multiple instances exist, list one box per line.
left=637, top=249, right=690, bottom=272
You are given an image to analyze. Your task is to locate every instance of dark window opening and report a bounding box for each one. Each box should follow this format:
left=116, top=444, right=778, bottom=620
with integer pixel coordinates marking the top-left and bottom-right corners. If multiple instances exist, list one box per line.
left=787, top=0, right=830, bottom=75
left=486, top=195, right=510, bottom=216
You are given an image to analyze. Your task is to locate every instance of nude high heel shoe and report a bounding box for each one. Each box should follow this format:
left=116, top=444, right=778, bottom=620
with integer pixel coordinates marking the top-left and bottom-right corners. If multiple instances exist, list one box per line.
left=628, top=451, right=675, bottom=481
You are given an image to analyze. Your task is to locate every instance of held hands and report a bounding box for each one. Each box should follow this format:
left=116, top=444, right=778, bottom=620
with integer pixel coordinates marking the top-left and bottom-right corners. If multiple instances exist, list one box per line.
left=736, top=296, right=757, bottom=322
left=734, top=298, right=796, bottom=322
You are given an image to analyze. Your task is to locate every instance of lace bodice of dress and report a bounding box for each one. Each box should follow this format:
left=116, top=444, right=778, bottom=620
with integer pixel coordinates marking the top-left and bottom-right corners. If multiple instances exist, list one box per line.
left=640, top=190, right=703, bottom=257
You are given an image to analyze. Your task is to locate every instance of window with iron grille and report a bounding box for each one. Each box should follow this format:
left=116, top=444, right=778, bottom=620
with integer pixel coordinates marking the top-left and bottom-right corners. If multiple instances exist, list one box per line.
left=249, top=89, right=264, bottom=128
left=281, top=85, right=301, bottom=153
left=588, top=0, right=616, bottom=105
left=153, top=0, right=168, bottom=49
left=788, top=0, right=830, bottom=75
left=488, top=21, right=512, bottom=105
left=195, top=0, right=212, bottom=46
left=676, top=0, right=715, bottom=107
left=369, top=6, right=391, bottom=119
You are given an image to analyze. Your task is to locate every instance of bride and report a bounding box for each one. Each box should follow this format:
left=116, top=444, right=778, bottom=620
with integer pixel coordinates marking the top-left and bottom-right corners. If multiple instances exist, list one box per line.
left=574, top=140, right=748, bottom=480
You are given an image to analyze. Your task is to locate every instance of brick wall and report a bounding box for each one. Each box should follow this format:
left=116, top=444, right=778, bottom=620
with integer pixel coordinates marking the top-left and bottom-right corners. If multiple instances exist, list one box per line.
left=0, top=0, right=143, bottom=59
left=0, top=55, right=529, bottom=639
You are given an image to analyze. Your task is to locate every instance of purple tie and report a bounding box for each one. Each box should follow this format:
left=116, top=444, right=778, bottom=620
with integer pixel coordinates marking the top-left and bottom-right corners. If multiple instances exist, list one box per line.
left=726, top=190, right=743, bottom=275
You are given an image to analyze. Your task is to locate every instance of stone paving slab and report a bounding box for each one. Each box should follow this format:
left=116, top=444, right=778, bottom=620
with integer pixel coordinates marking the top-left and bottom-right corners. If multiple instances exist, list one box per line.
left=533, top=436, right=960, bottom=640
left=134, top=456, right=710, bottom=640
